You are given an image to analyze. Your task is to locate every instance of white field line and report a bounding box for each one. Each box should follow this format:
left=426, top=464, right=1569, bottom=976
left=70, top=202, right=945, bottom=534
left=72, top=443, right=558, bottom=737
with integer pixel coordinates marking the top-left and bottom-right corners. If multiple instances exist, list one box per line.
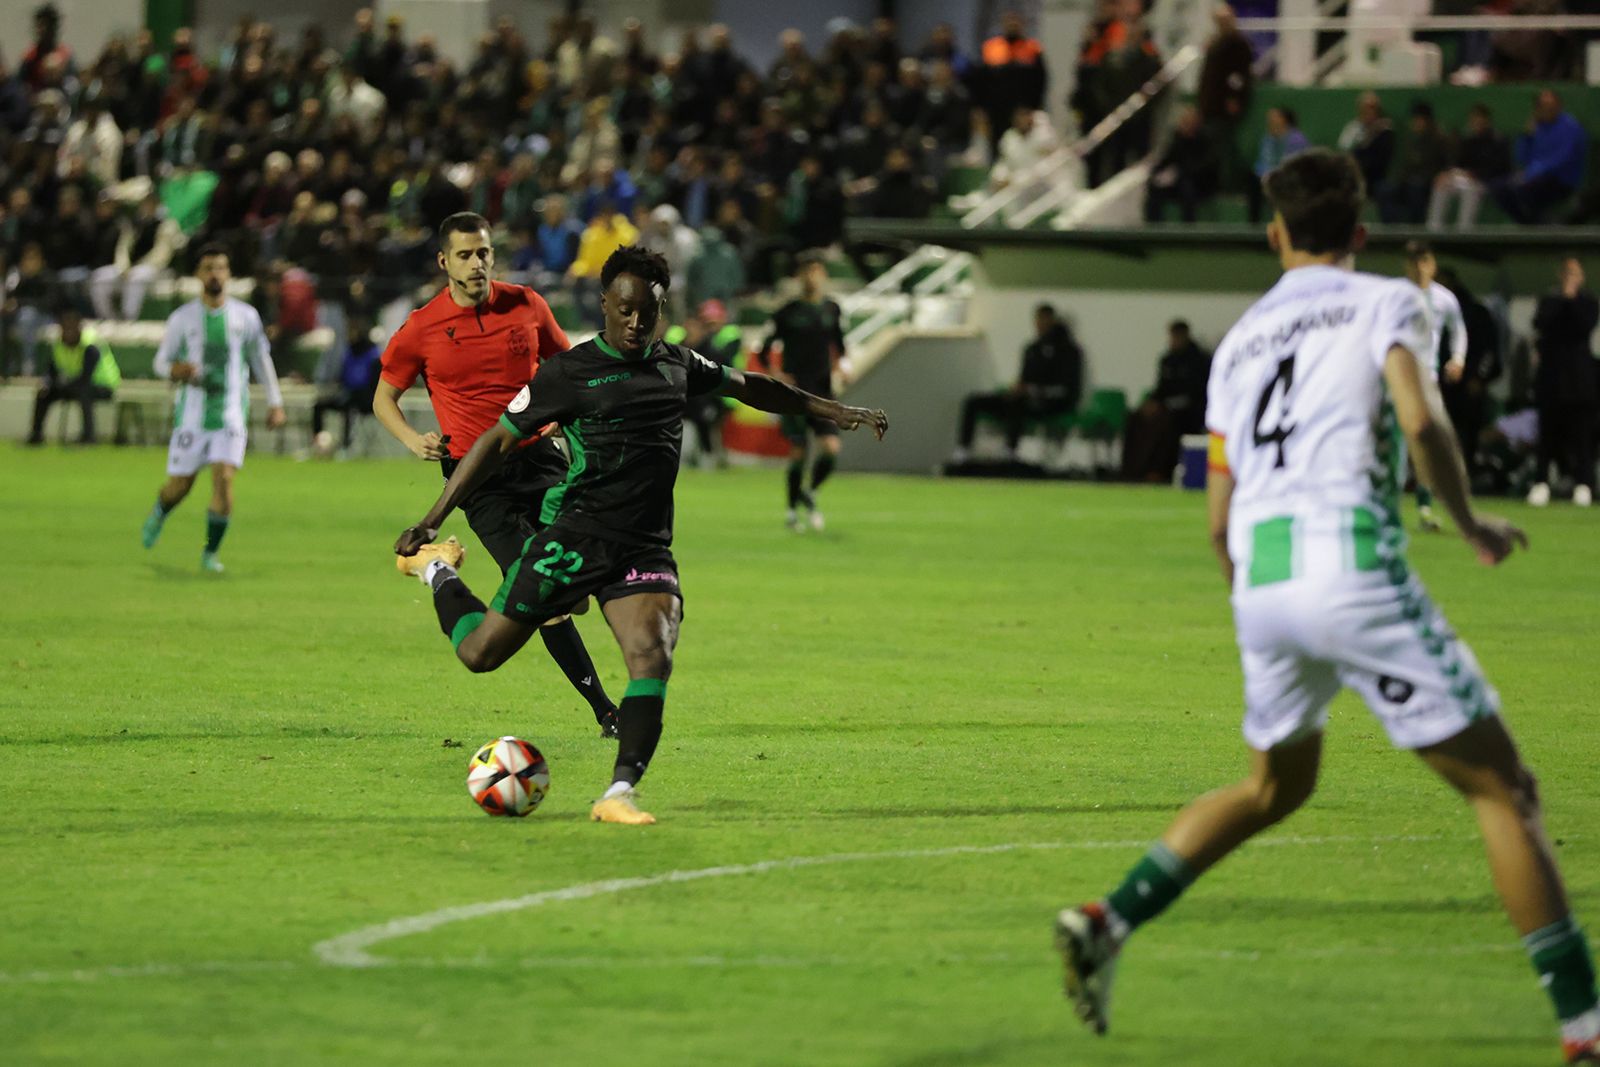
left=312, top=834, right=1445, bottom=968
left=0, top=833, right=1459, bottom=985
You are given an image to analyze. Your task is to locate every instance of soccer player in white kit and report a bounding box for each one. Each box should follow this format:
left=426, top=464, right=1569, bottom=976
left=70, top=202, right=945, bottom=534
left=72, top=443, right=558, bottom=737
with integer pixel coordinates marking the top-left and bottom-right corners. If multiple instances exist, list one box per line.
left=1054, top=150, right=1600, bottom=1063
left=1403, top=239, right=1469, bottom=532
left=140, top=245, right=286, bottom=572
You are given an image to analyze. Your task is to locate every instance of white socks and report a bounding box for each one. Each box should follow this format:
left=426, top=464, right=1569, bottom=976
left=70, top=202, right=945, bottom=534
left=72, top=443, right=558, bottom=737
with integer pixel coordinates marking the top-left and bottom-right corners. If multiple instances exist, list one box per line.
left=602, top=780, right=634, bottom=800
left=422, top=559, right=455, bottom=587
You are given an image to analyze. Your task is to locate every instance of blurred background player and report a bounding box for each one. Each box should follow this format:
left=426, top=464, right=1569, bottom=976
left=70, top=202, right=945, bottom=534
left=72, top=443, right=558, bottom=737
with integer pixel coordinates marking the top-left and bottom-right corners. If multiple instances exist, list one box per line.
left=1403, top=241, right=1468, bottom=531
left=1054, top=150, right=1600, bottom=1065
left=664, top=298, right=742, bottom=467
left=759, top=251, right=847, bottom=530
left=141, top=245, right=285, bottom=573
left=373, top=211, right=619, bottom=735
left=26, top=304, right=120, bottom=445
left=394, top=246, right=889, bottom=825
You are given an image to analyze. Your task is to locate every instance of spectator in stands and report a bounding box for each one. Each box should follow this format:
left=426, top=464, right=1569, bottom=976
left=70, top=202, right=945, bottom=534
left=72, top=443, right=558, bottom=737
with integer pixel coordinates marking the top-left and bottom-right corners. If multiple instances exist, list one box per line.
left=643, top=203, right=700, bottom=310
left=41, top=186, right=93, bottom=300
left=919, top=22, right=971, bottom=80
left=1427, top=103, right=1512, bottom=230
left=1378, top=102, right=1450, bottom=224
left=686, top=224, right=745, bottom=310
left=1120, top=319, right=1211, bottom=482
left=1145, top=105, right=1220, bottom=223
left=1527, top=256, right=1598, bottom=507
left=89, top=194, right=175, bottom=321
left=1337, top=91, right=1395, bottom=195
left=20, top=4, right=74, bottom=92
left=4, top=242, right=54, bottom=375
left=1248, top=106, right=1309, bottom=223
left=783, top=152, right=846, bottom=251
left=988, top=106, right=1058, bottom=205
left=860, top=145, right=936, bottom=219
left=27, top=304, right=119, bottom=445
left=311, top=311, right=382, bottom=456
left=979, top=11, right=1048, bottom=145
left=567, top=197, right=638, bottom=324
left=1196, top=3, right=1253, bottom=190
left=59, top=94, right=120, bottom=188
left=1491, top=90, right=1587, bottom=225
left=1092, top=16, right=1163, bottom=183
left=533, top=194, right=581, bottom=287
left=326, top=62, right=387, bottom=141
left=950, top=303, right=1084, bottom=465
left=923, top=61, right=974, bottom=168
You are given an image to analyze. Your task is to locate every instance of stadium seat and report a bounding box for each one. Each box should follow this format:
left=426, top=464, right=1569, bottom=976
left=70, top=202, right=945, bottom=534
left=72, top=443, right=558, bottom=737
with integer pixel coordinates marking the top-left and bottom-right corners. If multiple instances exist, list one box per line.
left=1073, top=388, right=1128, bottom=472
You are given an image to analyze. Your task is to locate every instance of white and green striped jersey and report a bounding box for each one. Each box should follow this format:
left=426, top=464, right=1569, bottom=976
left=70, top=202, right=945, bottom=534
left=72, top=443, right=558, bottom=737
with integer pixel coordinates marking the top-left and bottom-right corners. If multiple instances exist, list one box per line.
left=153, top=298, right=283, bottom=433
left=1206, top=265, right=1432, bottom=590
left=1421, top=280, right=1468, bottom=379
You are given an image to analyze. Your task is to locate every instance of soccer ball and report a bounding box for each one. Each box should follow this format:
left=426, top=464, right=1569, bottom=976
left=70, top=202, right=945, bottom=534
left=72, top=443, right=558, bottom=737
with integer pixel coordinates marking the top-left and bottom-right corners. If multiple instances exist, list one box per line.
left=467, top=736, right=550, bottom=817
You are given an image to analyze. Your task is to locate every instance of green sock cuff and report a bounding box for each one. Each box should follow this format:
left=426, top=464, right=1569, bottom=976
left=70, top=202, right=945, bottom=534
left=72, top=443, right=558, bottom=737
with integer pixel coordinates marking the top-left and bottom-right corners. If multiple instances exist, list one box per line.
left=624, top=678, right=668, bottom=699
left=450, top=612, right=485, bottom=650
left=1146, top=842, right=1197, bottom=886
left=1526, top=918, right=1583, bottom=958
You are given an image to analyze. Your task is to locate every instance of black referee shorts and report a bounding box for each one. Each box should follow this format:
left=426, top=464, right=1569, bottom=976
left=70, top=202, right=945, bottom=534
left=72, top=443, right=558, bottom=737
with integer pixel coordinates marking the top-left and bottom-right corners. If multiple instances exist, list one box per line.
left=441, top=435, right=570, bottom=575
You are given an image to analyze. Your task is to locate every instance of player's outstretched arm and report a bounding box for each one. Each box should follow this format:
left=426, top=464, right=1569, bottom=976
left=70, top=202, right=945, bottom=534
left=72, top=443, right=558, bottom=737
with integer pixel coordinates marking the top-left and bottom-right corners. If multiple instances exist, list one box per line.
left=1382, top=344, right=1526, bottom=566
left=395, top=422, right=518, bottom=554
left=722, top=368, right=888, bottom=439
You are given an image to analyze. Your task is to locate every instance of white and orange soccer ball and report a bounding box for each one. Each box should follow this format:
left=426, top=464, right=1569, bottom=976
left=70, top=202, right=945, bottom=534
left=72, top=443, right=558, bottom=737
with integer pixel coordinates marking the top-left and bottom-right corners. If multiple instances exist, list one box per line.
left=466, top=736, right=550, bottom=817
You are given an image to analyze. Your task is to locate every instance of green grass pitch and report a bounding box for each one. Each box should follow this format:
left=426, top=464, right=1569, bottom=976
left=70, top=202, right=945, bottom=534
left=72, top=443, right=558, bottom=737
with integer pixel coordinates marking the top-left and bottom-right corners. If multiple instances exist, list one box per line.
left=2, top=444, right=1596, bottom=1066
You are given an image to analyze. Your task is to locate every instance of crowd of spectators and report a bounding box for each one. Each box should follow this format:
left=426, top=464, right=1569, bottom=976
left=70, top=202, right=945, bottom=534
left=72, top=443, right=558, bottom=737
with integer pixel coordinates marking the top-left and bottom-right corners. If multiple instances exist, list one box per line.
left=0, top=3, right=1076, bottom=377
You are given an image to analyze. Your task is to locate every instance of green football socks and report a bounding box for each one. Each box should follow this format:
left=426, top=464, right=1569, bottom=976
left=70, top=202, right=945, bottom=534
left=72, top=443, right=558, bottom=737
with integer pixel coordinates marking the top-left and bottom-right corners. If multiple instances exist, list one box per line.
left=1104, top=842, right=1197, bottom=935
left=1525, top=917, right=1600, bottom=1021
left=205, top=511, right=230, bottom=554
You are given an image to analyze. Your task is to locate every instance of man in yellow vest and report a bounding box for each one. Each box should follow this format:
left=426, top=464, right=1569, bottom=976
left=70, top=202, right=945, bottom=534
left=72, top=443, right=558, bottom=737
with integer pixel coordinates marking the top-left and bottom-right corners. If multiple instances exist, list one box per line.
left=27, top=305, right=120, bottom=445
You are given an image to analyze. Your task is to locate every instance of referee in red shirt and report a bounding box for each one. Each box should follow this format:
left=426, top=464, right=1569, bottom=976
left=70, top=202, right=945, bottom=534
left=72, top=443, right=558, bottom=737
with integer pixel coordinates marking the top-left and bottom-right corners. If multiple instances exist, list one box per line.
left=374, top=211, right=618, bottom=735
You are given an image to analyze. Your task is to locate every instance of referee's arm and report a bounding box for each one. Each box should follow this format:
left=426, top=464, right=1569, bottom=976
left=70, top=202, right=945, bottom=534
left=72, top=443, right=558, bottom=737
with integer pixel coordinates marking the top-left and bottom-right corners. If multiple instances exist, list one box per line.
left=373, top=379, right=449, bottom=460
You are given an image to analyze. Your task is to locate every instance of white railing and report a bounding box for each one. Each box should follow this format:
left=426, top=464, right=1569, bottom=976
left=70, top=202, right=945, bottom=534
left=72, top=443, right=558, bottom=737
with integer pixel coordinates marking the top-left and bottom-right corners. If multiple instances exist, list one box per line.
left=1240, top=12, right=1600, bottom=84
left=998, top=43, right=1201, bottom=231
left=838, top=245, right=973, bottom=351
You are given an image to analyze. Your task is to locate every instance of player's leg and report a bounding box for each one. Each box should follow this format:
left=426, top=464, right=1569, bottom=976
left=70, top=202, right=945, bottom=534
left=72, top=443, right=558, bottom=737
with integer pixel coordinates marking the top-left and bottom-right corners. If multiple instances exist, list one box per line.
left=200, top=461, right=236, bottom=572
left=1056, top=733, right=1323, bottom=1035
left=783, top=422, right=810, bottom=530
left=459, top=457, right=620, bottom=730
left=143, top=430, right=204, bottom=548
left=591, top=591, right=682, bottom=825
left=1056, top=608, right=1336, bottom=1034
left=1418, top=718, right=1600, bottom=1059
left=806, top=429, right=841, bottom=530
left=405, top=544, right=539, bottom=673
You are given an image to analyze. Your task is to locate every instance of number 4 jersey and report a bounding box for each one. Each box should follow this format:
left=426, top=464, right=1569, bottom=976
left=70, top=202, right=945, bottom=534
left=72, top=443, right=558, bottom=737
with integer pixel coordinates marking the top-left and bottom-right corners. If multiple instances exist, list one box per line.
left=1206, top=265, right=1432, bottom=590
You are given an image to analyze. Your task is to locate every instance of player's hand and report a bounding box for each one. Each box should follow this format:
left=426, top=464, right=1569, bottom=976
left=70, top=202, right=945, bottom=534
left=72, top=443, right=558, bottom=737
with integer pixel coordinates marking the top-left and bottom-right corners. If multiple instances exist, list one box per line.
left=410, top=431, right=450, bottom=461
left=266, top=406, right=287, bottom=429
left=1444, top=362, right=1465, bottom=384
left=830, top=404, right=889, bottom=440
left=1463, top=513, right=1527, bottom=566
left=169, top=361, right=197, bottom=383
left=395, top=523, right=439, bottom=556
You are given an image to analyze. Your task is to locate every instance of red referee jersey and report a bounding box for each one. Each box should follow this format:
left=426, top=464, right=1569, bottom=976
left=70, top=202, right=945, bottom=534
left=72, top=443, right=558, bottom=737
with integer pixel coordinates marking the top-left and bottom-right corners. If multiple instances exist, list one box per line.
left=380, top=281, right=570, bottom=458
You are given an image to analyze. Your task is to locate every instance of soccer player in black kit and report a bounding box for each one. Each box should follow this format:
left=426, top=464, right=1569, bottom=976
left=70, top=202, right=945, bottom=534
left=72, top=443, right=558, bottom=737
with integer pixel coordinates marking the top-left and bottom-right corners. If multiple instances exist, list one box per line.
left=395, top=247, right=888, bottom=825
left=761, top=251, right=848, bottom=531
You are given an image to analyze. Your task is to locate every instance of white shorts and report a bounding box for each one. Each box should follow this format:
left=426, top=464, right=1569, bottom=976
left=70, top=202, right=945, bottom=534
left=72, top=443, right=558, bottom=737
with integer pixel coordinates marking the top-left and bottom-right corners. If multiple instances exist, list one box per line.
left=1233, top=572, right=1499, bottom=751
left=167, top=427, right=248, bottom=476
